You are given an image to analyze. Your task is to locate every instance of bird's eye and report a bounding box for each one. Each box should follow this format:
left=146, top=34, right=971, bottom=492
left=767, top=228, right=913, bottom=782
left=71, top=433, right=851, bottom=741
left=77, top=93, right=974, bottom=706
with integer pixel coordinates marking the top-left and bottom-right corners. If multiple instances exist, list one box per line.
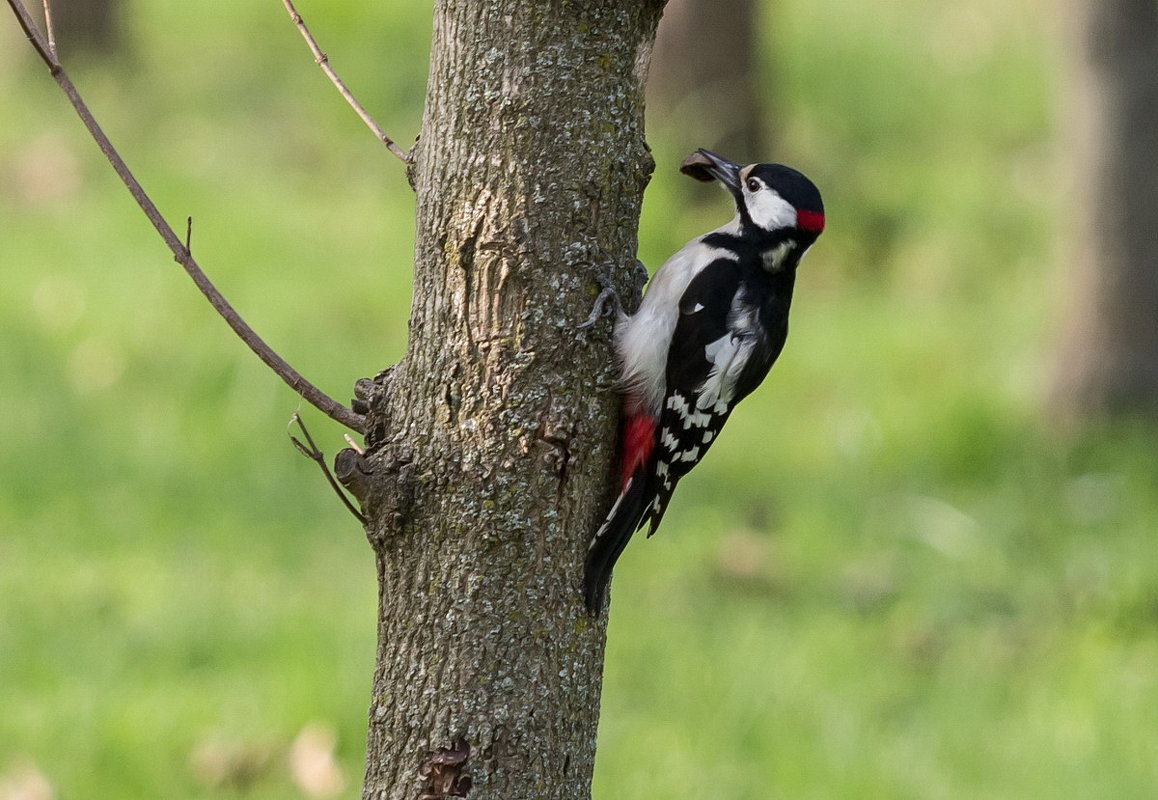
left=746, top=178, right=762, bottom=192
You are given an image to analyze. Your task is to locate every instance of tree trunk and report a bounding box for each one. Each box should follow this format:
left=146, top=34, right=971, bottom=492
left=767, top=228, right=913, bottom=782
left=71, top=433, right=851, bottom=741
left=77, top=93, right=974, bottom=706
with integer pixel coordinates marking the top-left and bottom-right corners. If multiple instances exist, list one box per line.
left=1051, top=0, right=1158, bottom=418
left=350, top=2, right=663, bottom=798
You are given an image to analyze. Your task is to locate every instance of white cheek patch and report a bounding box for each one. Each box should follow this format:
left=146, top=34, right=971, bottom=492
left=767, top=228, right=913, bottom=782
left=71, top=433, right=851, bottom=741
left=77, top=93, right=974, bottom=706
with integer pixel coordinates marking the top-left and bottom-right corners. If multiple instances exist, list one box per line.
left=746, top=189, right=797, bottom=232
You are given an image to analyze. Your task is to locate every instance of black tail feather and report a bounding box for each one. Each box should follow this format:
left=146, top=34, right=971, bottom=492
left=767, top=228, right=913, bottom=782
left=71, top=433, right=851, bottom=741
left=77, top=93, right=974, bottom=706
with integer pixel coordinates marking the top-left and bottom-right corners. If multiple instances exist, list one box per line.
left=583, top=470, right=652, bottom=614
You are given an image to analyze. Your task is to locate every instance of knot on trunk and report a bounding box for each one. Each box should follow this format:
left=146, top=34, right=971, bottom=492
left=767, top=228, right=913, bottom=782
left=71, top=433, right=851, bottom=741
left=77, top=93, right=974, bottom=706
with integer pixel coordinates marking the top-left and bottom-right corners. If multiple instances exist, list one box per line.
left=418, top=738, right=472, bottom=799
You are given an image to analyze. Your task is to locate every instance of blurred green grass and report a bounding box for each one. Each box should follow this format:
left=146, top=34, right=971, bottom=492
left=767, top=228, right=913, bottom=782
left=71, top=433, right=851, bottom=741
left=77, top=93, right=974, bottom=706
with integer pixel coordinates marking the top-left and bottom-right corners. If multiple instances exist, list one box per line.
left=2, top=0, right=1157, bottom=798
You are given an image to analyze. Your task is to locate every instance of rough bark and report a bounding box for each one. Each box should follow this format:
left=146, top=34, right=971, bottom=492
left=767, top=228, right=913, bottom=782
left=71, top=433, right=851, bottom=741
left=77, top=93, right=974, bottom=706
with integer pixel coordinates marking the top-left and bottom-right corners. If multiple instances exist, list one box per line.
left=348, top=2, right=663, bottom=798
left=648, top=0, right=765, bottom=159
left=1051, top=0, right=1158, bottom=418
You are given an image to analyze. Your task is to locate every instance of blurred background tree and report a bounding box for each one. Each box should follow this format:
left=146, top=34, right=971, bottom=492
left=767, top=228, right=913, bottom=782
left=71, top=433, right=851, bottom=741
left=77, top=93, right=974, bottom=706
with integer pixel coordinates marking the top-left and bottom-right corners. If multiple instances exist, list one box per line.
left=51, top=0, right=122, bottom=56
left=649, top=0, right=766, bottom=159
left=1052, top=0, right=1158, bottom=419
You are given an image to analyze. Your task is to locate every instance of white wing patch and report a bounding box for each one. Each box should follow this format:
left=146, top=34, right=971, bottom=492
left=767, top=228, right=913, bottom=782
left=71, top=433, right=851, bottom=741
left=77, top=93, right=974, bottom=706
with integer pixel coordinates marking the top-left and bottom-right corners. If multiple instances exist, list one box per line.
left=698, top=335, right=746, bottom=412
left=698, top=289, right=761, bottom=413
left=615, top=236, right=739, bottom=417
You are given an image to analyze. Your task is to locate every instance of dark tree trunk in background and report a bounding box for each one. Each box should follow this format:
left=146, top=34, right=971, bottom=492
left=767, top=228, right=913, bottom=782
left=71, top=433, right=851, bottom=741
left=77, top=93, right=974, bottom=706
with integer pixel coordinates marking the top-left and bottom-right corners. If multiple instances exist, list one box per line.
left=351, top=1, right=663, bottom=798
left=648, top=0, right=765, bottom=159
left=53, top=0, right=121, bottom=56
left=1052, top=0, right=1158, bottom=418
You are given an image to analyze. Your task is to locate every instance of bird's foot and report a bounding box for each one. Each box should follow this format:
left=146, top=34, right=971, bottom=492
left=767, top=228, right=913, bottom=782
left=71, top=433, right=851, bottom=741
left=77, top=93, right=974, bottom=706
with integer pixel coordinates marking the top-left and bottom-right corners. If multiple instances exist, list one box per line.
left=576, top=259, right=648, bottom=328
left=577, top=283, right=621, bottom=329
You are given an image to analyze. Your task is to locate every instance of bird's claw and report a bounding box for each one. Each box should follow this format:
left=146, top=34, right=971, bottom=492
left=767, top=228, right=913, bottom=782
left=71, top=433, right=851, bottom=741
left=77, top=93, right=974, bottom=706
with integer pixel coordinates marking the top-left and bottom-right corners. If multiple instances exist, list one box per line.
left=577, top=255, right=648, bottom=328
left=577, top=284, right=621, bottom=329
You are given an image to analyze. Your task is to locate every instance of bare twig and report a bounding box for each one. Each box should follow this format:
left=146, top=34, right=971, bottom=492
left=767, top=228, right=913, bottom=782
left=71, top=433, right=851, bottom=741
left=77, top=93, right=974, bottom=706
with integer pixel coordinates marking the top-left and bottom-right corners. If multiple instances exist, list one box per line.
left=279, top=0, right=409, bottom=163
left=9, top=0, right=53, bottom=63
left=40, top=0, right=55, bottom=56
left=289, top=413, right=367, bottom=524
left=6, top=0, right=366, bottom=434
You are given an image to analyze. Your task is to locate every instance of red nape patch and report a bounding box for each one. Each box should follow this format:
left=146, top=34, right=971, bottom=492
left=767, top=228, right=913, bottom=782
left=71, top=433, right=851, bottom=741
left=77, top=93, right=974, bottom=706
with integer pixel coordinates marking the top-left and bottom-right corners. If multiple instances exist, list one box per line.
left=797, top=209, right=825, bottom=233
left=620, top=414, right=656, bottom=490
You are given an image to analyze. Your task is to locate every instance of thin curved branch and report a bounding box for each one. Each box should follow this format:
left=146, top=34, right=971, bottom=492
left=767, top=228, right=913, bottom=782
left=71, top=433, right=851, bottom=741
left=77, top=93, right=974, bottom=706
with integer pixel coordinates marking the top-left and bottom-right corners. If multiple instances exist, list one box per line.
left=279, top=0, right=410, bottom=163
left=6, top=0, right=366, bottom=434
left=289, top=413, right=367, bottom=524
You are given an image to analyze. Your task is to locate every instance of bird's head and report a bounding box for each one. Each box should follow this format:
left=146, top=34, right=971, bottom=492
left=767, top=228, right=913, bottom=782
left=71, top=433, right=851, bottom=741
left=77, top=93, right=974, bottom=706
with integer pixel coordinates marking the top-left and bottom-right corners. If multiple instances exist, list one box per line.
left=681, top=149, right=825, bottom=250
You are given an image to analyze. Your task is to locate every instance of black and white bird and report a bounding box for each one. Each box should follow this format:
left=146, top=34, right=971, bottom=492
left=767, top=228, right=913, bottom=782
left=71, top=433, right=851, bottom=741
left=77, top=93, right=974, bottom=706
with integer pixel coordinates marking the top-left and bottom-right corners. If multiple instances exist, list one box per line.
left=583, top=149, right=825, bottom=614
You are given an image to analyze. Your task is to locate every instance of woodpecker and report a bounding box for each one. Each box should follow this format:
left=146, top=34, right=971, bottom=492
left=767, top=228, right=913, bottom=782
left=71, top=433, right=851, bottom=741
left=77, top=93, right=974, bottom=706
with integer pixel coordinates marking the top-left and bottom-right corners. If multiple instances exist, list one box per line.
left=583, top=149, right=825, bottom=614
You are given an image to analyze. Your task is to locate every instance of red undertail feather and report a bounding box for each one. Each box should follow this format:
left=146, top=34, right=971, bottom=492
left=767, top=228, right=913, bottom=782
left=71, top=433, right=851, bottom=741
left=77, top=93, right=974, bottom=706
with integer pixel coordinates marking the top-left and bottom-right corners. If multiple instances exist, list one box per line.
left=620, top=413, right=656, bottom=490
left=583, top=411, right=658, bottom=613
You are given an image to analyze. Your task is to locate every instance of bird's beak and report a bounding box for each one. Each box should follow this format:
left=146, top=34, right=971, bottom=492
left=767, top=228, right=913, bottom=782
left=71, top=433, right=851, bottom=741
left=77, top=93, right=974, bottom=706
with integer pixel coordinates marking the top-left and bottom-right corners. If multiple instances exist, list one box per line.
left=679, top=149, right=743, bottom=199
